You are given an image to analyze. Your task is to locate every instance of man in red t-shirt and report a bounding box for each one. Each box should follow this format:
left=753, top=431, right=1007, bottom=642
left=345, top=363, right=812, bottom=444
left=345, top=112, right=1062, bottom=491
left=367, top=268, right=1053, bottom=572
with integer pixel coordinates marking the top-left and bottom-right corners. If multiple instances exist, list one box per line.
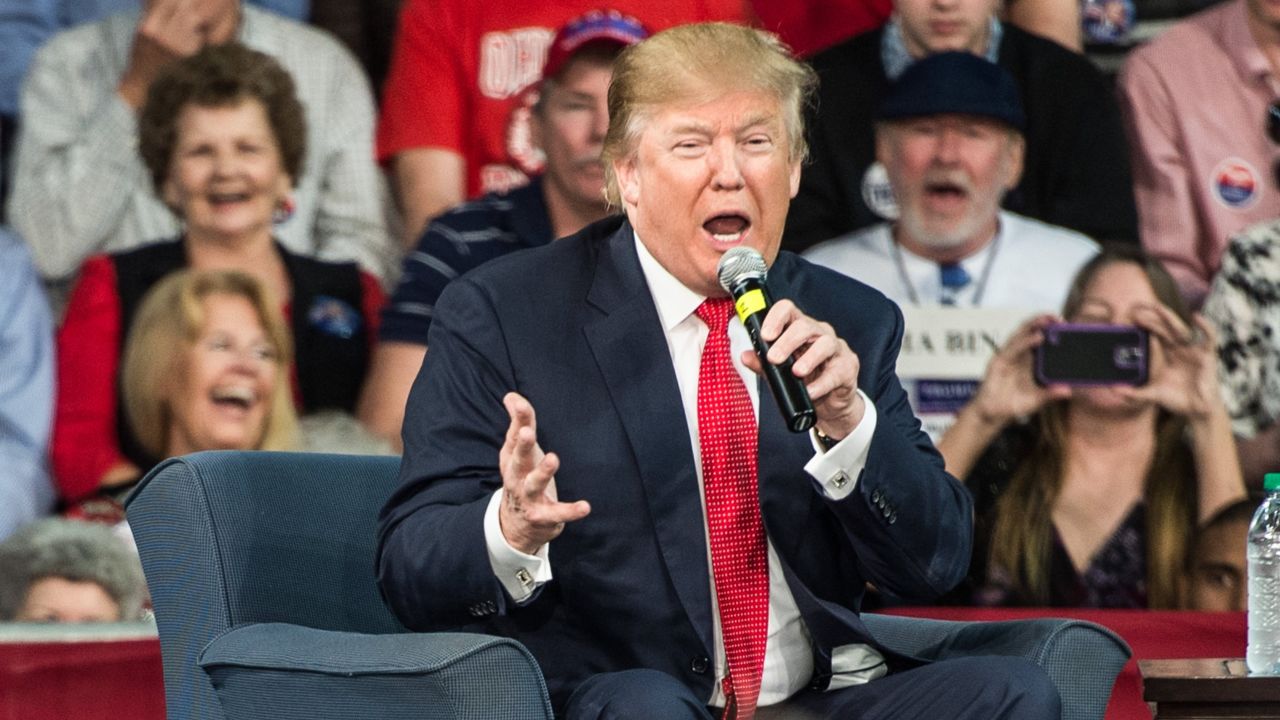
left=376, top=0, right=750, bottom=246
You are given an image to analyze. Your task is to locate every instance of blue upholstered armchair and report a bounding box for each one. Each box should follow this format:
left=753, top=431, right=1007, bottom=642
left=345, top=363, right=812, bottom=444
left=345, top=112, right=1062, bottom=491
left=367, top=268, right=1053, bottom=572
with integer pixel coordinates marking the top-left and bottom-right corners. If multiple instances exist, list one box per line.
left=126, top=451, right=1130, bottom=720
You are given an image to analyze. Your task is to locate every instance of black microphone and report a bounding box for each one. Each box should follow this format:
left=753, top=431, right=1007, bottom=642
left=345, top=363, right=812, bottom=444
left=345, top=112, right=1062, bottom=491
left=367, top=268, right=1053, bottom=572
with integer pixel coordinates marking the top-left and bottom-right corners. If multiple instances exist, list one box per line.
left=716, top=247, right=816, bottom=433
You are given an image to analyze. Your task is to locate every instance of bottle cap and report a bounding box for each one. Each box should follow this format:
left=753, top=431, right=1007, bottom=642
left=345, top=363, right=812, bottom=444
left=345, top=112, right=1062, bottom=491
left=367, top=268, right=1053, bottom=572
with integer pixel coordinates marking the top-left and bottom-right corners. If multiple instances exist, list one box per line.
left=1266, top=473, right=1280, bottom=491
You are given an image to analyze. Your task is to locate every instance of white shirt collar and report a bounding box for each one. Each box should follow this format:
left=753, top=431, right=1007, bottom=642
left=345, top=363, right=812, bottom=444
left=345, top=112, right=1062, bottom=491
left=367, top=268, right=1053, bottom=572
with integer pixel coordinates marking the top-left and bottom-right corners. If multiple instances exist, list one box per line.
left=632, top=229, right=707, bottom=332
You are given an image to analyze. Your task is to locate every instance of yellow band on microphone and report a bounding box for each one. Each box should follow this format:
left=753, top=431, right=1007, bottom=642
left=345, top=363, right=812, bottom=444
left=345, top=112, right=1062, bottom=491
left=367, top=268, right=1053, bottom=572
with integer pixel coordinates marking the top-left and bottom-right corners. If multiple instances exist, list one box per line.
left=734, top=289, right=767, bottom=321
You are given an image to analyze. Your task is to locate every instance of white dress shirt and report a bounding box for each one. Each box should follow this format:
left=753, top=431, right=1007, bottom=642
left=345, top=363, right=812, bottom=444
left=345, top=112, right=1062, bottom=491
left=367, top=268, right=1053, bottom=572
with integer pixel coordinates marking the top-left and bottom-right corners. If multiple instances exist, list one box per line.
left=484, top=231, right=886, bottom=705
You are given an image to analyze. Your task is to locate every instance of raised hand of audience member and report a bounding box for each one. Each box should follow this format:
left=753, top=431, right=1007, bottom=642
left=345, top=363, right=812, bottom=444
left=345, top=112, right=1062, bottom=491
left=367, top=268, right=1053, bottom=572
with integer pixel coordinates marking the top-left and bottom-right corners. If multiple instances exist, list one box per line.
left=937, top=314, right=1071, bottom=479
left=118, top=0, right=235, bottom=109
left=1118, top=306, right=1242, bottom=521
left=1117, top=306, right=1220, bottom=421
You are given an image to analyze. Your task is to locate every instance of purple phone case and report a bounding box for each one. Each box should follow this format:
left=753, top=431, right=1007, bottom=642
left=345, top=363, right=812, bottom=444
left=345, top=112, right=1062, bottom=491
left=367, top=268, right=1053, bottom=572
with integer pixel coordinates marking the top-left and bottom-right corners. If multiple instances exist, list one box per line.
left=1034, top=322, right=1149, bottom=387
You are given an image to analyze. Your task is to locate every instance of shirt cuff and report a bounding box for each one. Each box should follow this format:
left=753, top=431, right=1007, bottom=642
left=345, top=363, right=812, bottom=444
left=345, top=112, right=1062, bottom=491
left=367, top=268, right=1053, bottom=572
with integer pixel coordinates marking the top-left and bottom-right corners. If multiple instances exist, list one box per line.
left=483, top=489, right=552, bottom=603
left=804, top=390, right=877, bottom=500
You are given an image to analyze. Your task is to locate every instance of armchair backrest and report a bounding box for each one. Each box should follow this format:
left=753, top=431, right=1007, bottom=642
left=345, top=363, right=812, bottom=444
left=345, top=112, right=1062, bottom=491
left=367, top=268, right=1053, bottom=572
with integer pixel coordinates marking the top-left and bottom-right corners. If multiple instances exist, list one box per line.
left=126, top=451, right=405, bottom=718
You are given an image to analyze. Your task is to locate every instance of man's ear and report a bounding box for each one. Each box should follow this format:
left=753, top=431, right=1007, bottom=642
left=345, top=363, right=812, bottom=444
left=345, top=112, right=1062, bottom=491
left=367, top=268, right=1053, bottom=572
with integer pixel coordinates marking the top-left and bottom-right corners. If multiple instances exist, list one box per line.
left=1003, top=132, right=1026, bottom=190
left=874, top=125, right=892, bottom=167
left=616, top=154, right=641, bottom=206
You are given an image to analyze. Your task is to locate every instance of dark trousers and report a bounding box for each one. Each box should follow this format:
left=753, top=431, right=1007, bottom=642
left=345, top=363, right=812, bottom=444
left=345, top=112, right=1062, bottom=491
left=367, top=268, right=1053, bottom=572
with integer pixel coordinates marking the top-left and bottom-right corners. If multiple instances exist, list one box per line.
left=563, top=656, right=1061, bottom=720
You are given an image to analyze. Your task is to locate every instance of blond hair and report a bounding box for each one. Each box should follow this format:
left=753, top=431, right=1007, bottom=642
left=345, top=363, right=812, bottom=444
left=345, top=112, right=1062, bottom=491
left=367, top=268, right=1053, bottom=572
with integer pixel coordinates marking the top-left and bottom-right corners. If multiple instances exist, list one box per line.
left=601, top=22, right=817, bottom=205
left=121, top=269, right=298, bottom=459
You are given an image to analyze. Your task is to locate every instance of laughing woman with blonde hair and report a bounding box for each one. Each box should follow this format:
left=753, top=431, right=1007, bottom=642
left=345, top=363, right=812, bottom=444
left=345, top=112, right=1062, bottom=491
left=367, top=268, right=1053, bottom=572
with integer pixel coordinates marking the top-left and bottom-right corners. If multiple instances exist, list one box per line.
left=122, top=269, right=298, bottom=465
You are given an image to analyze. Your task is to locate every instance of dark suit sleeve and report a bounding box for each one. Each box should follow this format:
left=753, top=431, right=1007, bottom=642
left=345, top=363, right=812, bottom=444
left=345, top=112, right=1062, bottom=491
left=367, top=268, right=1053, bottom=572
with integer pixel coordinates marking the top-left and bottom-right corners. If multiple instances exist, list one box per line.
left=374, top=276, right=518, bottom=631
left=826, top=302, right=973, bottom=602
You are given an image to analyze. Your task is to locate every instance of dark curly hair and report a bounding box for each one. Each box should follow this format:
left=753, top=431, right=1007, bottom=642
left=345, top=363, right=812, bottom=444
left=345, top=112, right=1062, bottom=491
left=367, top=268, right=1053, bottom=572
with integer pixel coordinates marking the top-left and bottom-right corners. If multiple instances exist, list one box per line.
left=138, top=42, right=306, bottom=196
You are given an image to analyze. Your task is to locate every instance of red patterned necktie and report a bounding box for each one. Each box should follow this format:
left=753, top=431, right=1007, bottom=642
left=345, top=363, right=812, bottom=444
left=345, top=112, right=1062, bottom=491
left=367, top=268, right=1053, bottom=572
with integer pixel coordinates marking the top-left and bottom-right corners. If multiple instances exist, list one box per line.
left=694, top=297, right=770, bottom=720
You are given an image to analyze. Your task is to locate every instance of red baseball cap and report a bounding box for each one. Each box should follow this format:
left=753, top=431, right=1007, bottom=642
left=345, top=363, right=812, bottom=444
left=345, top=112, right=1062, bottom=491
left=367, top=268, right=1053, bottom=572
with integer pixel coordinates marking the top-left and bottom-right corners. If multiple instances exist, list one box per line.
left=541, top=10, right=649, bottom=82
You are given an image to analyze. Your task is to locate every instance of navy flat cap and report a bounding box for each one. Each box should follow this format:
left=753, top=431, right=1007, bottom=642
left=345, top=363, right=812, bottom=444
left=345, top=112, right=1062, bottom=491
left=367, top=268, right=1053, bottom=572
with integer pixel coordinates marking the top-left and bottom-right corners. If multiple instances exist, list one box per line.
left=876, top=51, right=1026, bottom=131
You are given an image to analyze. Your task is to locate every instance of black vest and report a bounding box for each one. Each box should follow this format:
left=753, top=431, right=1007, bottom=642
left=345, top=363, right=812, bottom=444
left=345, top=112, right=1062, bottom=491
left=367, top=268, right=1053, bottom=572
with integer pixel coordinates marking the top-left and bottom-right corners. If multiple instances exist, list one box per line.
left=112, top=239, right=371, bottom=469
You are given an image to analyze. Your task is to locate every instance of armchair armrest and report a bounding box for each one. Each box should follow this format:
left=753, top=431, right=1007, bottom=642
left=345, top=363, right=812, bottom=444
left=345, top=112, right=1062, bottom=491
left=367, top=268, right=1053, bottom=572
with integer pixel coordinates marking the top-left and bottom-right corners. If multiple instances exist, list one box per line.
left=863, top=613, right=1130, bottom=720
left=197, top=623, right=553, bottom=720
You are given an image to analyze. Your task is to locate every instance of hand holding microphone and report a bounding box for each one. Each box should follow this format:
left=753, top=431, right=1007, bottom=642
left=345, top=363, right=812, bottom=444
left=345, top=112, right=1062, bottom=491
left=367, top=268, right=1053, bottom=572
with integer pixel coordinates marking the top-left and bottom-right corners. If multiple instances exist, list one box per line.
left=717, top=248, right=866, bottom=439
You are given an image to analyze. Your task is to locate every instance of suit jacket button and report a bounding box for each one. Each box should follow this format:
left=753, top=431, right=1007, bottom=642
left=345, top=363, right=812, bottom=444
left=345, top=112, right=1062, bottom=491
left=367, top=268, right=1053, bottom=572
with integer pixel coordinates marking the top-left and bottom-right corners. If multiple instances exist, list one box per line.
left=690, top=656, right=709, bottom=675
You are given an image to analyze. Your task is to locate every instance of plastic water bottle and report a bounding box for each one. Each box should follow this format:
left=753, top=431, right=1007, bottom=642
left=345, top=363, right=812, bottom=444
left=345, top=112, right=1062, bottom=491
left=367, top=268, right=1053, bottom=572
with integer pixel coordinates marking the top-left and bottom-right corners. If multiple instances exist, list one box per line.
left=1248, top=473, right=1280, bottom=675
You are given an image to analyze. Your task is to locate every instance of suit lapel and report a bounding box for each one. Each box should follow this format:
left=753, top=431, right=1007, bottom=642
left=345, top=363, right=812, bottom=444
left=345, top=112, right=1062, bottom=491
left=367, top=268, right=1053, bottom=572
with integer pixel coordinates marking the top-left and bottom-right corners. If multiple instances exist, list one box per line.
left=583, top=222, right=714, bottom=655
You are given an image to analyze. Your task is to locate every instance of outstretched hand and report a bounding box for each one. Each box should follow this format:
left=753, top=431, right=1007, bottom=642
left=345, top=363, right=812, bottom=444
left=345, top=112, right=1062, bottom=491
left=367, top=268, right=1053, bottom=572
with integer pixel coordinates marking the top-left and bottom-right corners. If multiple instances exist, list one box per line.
left=497, top=392, right=590, bottom=555
left=1116, top=307, right=1220, bottom=420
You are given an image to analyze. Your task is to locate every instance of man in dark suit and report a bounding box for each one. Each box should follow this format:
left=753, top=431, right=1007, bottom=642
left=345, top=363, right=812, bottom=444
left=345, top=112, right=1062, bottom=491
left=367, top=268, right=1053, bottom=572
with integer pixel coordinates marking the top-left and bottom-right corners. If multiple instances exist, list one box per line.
left=376, top=22, right=1060, bottom=720
left=783, top=0, right=1137, bottom=253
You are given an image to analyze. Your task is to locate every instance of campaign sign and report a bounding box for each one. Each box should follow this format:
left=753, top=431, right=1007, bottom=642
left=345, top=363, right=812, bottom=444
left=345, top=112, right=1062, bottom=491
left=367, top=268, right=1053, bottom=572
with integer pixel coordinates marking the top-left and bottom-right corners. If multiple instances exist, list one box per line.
left=896, top=307, right=1030, bottom=439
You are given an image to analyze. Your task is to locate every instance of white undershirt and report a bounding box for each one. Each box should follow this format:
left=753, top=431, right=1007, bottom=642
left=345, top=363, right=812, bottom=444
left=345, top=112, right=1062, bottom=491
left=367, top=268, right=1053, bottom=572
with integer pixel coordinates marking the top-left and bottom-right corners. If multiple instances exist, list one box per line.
left=483, top=231, right=882, bottom=705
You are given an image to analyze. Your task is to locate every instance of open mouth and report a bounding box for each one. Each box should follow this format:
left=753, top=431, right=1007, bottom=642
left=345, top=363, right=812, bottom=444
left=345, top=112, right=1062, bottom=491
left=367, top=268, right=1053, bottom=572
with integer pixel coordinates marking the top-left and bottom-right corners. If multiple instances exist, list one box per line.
left=924, top=180, right=968, bottom=201
left=208, top=192, right=252, bottom=207
left=702, top=213, right=751, bottom=243
left=210, top=385, right=258, bottom=412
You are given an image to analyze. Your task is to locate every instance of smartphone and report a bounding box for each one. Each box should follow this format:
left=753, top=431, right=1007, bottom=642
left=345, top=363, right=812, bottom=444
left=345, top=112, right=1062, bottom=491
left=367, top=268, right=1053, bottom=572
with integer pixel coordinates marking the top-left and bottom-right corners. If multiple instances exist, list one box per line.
left=1034, top=323, right=1149, bottom=387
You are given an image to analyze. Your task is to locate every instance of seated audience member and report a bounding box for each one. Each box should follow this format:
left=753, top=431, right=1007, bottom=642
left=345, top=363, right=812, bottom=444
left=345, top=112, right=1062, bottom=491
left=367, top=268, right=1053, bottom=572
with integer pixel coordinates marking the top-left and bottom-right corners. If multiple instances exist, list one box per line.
left=53, top=44, right=379, bottom=505
left=378, top=23, right=1060, bottom=718
left=937, top=247, right=1246, bottom=608
left=804, top=52, right=1097, bottom=311
left=1204, top=223, right=1280, bottom=488
left=0, top=519, right=146, bottom=623
left=358, top=12, right=644, bottom=447
left=0, top=0, right=301, bottom=211
left=784, top=0, right=1136, bottom=253
left=1184, top=498, right=1252, bottom=612
left=377, top=3, right=749, bottom=244
left=804, top=52, right=1096, bottom=437
left=68, top=269, right=298, bottom=524
left=7, top=0, right=393, bottom=287
left=122, top=269, right=298, bottom=463
left=1117, top=0, right=1280, bottom=307
left=0, top=228, right=55, bottom=541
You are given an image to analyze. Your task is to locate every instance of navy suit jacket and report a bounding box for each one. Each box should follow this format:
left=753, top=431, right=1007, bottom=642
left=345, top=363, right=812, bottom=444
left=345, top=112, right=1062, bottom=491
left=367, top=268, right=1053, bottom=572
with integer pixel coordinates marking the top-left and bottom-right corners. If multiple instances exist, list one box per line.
left=375, top=216, right=973, bottom=710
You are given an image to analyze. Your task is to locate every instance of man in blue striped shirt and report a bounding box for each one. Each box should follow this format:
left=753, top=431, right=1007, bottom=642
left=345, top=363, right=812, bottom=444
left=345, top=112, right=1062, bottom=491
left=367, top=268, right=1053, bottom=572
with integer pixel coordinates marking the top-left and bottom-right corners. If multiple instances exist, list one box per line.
left=357, top=12, right=646, bottom=448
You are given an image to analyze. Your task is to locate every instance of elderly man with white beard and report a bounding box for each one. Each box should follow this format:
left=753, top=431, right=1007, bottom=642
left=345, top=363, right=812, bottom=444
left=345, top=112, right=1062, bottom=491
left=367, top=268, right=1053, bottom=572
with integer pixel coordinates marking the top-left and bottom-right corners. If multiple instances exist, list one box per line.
left=804, top=52, right=1097, bottom=313
left=804, top=52, right=1097, bottom=441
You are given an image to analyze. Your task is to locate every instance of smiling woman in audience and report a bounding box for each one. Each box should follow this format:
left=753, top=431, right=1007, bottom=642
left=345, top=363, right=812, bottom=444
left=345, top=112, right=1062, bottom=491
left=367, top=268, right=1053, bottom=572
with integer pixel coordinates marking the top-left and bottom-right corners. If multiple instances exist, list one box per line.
left=122, top=270, right=298, bottom=466
left=53, top=42, right=383, bottom=506
left=937, top=246, right=1246, bottom=608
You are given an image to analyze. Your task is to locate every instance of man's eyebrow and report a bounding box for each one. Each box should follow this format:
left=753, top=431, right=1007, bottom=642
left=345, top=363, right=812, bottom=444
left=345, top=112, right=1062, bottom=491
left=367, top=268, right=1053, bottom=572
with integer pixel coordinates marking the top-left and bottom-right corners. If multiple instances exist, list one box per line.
left=736, top=112, right=777, bottom=131
left=667, top=120, right=714, bottom=136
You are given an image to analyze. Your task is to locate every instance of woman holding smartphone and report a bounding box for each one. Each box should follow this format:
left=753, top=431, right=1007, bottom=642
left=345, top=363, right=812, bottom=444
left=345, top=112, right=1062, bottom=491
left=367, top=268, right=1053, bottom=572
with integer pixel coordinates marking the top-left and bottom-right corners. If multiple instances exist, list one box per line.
left=938, top=246, right=1245, bottom=608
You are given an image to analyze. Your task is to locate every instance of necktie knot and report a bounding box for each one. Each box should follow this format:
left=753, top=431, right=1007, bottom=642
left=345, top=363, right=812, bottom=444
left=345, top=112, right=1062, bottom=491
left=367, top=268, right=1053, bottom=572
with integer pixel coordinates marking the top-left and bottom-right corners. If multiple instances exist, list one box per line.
left=696, top=297, right=736, bottom=333
left=938, top=262, right=971, bottom=306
